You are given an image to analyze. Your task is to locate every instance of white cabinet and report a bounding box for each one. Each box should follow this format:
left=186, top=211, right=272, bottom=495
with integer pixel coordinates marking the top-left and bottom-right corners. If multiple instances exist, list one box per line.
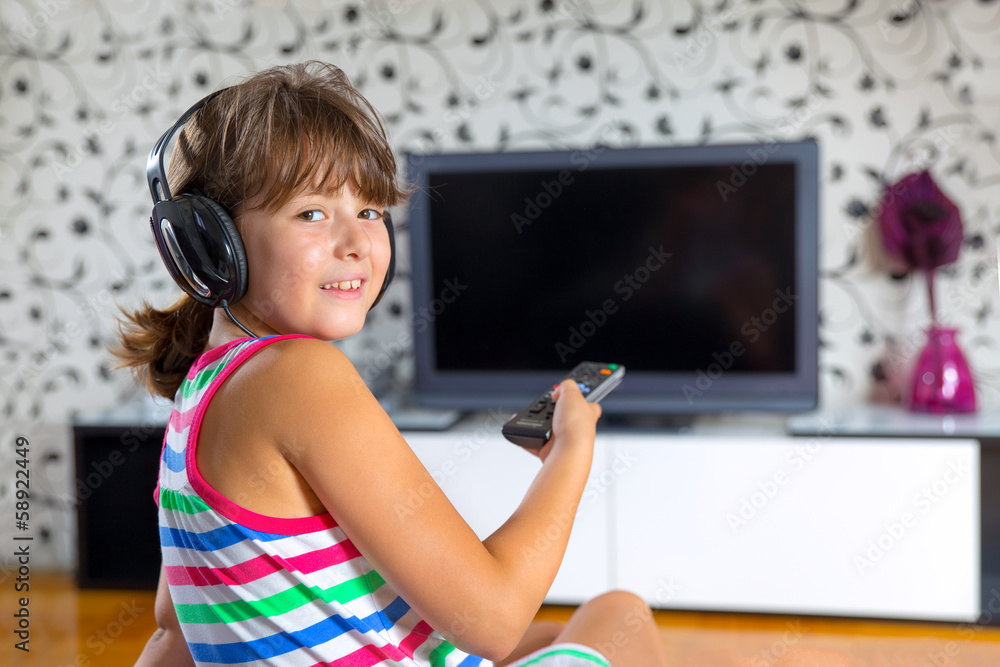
left=404, top=431, right=611, bottom=601
left=403, top=427, right=980, bottom=622
left=611, top=435, right=979, bottom=622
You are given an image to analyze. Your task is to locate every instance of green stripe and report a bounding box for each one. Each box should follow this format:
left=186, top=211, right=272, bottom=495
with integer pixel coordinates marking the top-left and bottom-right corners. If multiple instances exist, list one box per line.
left=517, top=648, right=610, bottom=666
left=176, top=569, right=385, bottom=624
left=179, top=362, right=227, bottom=399
left=428, top=640, right=456, bottom=667
left=159, top=488, right=210, bottom=514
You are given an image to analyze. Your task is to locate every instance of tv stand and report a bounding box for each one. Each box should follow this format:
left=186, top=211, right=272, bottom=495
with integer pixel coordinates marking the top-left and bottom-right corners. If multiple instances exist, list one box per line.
left=602, top=412, right=697, bottom=432
left=378, top=392, right=463, bottom=431
left=403, top=407, right=981, bottom=623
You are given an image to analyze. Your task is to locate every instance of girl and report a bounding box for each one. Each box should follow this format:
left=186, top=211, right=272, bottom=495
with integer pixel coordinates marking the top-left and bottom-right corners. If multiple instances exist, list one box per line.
left=115, top=60, right=669, bottom=667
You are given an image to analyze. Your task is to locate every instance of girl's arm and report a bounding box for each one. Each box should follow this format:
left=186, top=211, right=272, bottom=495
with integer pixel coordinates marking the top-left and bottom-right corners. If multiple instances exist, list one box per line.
left=268, top=339, right=600, bottom=661
left=135, top=563, right=195, bottom=666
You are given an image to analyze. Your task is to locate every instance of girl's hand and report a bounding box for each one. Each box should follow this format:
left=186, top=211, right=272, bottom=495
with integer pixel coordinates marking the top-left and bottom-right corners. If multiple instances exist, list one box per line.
left=527, top=379, right=602, bottom=464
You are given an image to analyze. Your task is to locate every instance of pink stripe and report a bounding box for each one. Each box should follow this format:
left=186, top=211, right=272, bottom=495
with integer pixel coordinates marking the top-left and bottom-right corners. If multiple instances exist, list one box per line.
left=168, top=404, right=196, bottom=433
left=166, top=554, right=281, bottom=587
left=184, top=334, right=340, bottom=535
left=166, top=539, right=361, bottom=587
left=280, top=541, right=362, bottom=574
left=311, top=643, right=405, bottom=667
left=397, top=621, right=434, bottom=658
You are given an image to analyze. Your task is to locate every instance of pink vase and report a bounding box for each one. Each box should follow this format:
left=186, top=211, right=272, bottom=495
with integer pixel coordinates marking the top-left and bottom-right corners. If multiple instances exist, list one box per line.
left=907, top=326, right=976, bottom=413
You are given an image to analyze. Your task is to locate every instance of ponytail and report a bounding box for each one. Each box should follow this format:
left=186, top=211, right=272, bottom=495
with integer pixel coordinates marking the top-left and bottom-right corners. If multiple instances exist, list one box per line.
left=110, top=294, right=214, bottom=400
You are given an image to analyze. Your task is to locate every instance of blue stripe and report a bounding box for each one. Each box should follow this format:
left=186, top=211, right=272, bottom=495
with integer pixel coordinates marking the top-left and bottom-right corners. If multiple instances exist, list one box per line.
left=162, top=444, right=185, bottom=472
left=457, top=656, right=485, bottom=666
left=379, top=596, right=411, bottom=628
left=187, top=608, right=384, bottom=663
left=188, top=637, right=260, bottom=664
left=357, top=595, right=409, bottom=633
left=159, top=523, right=288, bottom=552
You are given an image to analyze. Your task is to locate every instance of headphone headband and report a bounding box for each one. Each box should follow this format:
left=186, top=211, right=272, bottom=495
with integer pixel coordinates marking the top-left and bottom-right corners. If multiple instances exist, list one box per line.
left=147, top=89, right=227, bottom=204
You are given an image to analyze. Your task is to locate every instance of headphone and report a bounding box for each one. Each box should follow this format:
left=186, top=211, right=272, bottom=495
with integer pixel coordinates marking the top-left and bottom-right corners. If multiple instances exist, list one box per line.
left=147, top=89, right=396, bottom=338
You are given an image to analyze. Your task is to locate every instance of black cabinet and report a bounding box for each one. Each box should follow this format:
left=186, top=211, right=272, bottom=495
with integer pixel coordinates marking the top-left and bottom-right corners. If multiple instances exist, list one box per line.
left=73, top=421, right=165, bottom=589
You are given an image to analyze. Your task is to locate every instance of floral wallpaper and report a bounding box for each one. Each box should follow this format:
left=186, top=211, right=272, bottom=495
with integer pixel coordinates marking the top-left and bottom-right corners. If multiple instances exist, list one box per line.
left=1, top=0, right=999, bottom=569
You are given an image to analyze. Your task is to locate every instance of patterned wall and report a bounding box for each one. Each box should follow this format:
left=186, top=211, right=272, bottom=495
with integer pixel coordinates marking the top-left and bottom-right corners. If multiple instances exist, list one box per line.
left=1, top=0, right=999, bottom=569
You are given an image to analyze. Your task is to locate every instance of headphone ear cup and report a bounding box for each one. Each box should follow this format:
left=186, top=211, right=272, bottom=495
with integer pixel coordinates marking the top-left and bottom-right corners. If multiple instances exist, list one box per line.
left=189, top=193, right=248, bottom=304
left=150, top=193, right=248, bottom=307
left=370, top=212, right=395, bottom=310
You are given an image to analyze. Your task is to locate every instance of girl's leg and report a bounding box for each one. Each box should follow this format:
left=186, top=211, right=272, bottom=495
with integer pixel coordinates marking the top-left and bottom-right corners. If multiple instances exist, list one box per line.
left=551, top=590, right=669, bottom=666
left=494, top=621, right=566, bottom=667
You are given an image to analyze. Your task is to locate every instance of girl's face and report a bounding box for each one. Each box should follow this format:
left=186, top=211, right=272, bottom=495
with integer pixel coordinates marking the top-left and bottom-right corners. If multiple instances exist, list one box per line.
left=233, top=184, right=392, bottom=341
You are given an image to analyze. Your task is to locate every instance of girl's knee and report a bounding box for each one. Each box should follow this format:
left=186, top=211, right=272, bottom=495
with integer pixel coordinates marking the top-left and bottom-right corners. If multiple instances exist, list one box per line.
left=578, top=591, right=667, bottom=666
left=573, top=589, right=659, bottom=638
left=586, top=589, right=654, bottom=618
left=529, top=620, right=565, bottom=640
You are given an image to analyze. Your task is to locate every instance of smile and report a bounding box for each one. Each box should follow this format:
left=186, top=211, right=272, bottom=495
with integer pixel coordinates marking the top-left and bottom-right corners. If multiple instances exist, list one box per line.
left=320, top=279, right=362, bottom=291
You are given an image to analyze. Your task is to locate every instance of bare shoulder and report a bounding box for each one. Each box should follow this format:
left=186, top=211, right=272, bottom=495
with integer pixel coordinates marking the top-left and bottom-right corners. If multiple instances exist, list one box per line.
left=246, top=336, right=393, bottom=458
left=256, top=335, right=356, bottom=370
left=253, top=337, right=369, bottom=399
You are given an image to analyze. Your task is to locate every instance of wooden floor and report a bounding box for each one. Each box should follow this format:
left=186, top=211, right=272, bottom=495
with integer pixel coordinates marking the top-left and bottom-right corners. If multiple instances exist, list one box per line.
left=7, top=573, right=1000, bottom=666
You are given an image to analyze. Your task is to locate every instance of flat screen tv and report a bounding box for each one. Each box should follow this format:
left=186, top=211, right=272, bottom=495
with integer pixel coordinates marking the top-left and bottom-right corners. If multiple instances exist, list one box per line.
left=405, top=139, right=818, bottom=420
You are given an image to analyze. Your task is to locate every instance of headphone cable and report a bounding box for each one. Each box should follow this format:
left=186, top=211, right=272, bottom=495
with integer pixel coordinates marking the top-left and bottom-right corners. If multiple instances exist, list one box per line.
left=222, top=300, right=258, bottom=338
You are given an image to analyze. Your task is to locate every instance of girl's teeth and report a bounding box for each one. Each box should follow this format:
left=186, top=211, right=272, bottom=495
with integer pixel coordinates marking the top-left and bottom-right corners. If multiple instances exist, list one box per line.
left=321, top=280, right=362, bottom=291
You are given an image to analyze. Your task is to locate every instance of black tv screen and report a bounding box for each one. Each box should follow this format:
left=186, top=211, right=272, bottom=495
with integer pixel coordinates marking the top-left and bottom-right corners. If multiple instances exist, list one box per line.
left=406, top=140, right=818, bottom=416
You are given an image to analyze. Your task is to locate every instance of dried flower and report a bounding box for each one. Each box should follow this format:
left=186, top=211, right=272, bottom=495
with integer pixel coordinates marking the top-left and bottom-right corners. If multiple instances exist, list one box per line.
left=877, top=170, right=963, bottom=272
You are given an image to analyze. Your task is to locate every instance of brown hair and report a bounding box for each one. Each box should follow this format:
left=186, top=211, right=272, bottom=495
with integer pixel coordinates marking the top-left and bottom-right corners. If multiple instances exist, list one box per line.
left=111, top=61, right=407, bottom=399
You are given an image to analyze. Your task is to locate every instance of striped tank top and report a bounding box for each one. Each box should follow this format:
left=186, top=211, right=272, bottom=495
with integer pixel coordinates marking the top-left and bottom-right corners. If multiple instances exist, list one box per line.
left=157, top=334, right=487, bottom=666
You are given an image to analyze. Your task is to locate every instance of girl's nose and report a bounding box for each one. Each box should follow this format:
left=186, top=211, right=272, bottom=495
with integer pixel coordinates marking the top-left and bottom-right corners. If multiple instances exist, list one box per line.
left=332, top=215, right=372, bottom=260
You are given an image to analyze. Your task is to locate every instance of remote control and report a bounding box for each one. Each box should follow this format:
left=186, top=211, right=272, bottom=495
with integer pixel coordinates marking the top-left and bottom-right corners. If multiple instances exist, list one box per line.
left=502, top=362, right=625, bottom=449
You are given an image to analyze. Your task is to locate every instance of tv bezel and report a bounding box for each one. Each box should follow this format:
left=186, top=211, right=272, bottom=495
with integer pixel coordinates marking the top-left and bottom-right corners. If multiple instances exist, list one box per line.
left=405, top=139, right=819, bottom=416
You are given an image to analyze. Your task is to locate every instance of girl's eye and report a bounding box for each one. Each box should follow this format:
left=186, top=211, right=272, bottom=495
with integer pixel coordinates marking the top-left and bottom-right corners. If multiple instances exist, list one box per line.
left=358, top=208, right=383, bottom=221
left=297, top=209, right=327, bottom=222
